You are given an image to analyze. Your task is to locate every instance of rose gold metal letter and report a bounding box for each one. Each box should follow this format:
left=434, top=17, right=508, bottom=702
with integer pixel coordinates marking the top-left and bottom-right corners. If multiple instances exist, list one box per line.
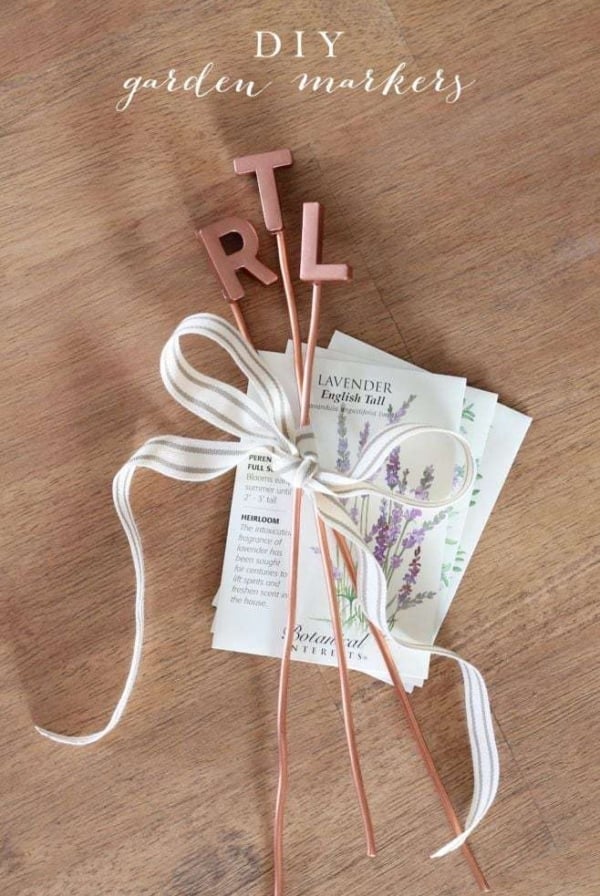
left=233, top=149, right=293, bottom=233
left=299, top=202, right=352, bottom=283
left=197, top=216, right=277, bottom=302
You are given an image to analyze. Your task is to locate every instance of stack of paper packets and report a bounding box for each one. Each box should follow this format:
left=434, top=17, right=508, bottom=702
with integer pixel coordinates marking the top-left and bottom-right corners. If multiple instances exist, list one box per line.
left=212, top=333, right=530, bottom=691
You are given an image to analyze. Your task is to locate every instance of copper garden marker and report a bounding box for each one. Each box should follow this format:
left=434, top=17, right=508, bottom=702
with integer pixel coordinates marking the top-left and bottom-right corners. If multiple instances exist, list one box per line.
left=198, top=148, right=490, bottom=894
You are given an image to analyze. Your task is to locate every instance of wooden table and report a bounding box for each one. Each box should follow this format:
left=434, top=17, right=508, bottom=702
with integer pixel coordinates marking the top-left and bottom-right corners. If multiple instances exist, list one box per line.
left=2, top=2, right=599, bottom=894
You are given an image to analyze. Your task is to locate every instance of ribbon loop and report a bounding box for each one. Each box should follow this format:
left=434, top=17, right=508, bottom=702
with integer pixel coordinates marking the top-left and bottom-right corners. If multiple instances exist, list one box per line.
left=36, top=313, right=499, bottom=860
left=160, top=312, right=297, bottom=447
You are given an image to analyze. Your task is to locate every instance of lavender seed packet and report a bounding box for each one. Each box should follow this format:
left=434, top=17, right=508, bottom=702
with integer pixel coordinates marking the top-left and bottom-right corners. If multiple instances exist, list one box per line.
left=211, top=348, right=468, bottom=687
left=327, top=333, right=530, bottom=688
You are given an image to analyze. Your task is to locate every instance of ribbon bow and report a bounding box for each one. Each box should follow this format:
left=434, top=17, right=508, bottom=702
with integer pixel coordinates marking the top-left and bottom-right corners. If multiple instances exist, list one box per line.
left=36, top=313, right=499, bottom=858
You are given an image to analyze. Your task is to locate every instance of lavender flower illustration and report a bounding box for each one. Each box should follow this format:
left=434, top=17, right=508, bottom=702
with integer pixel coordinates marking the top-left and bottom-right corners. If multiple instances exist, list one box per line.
left=357, top=420, right=370, bottom=459
left=385, top=447, right=401, bottom=490
left=412, top=464, right=434, bottom=500
left=326, top=398, right=447, bottom=634
left=336, top=403, right=351, bottom=474
left=387, top=394, right=417, bottom=424
left=395, top=546, right=422, bottom=611
left=452, top=463, right=465, bottom=491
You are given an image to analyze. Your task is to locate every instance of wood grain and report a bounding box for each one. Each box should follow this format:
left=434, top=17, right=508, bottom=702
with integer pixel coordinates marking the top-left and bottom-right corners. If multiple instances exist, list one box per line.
left=1, top=2, right=599, bottom=894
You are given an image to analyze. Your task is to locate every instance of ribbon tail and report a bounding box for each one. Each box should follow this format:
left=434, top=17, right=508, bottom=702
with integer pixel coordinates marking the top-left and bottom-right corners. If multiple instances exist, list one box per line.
left=36, top=462, right=141, bottom=746
left=36, top=435, right=259, bottom=746
left=315, top=493, right=499, bottom=859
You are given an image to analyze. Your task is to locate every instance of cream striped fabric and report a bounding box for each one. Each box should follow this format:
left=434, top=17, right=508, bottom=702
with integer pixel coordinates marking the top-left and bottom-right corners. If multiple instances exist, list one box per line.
left=36, top=312, right=499, bottom=858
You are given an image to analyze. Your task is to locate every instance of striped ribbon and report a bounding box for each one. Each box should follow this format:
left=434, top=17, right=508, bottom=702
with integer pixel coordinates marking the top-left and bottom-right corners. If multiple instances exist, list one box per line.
left=36, top=313, right=499, bottom=858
